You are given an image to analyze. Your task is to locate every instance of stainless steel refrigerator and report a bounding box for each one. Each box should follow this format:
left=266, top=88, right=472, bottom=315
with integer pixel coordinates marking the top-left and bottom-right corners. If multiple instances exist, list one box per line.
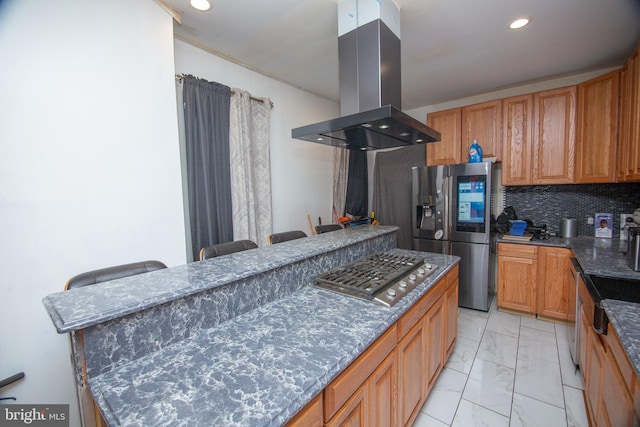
left=411, top=162, right=495, bottom=311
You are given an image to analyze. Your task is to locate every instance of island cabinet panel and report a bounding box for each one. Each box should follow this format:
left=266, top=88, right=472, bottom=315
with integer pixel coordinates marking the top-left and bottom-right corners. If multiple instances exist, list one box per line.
left=584, top=314, right=605, bottom=424
left=461, top=99, right=503, bottom=161
left=326, top=384, right=369, bottom=427
left=425, top=298, right=444, bottom=393
left=532, top=86, right=577, bottom=184
left=497, top=243, right=538, bottom=314
left=502, top=94, right=534, bottom=185
left=536, top=246, right=572, bottom=321
left=368, top=350, right=398, bottom=427
left=444, top=272, right=459, bottom=360
left=285, top=393, right=323, bottom=427
left=324, top=324, right=397, bottom=422
left=398, top=319, right=426, bottom=426
left=598, top=350, right=637, bottom=427
left=426, top=108, right=462, bottom=166
left=576, top=70, right=619, bottom=183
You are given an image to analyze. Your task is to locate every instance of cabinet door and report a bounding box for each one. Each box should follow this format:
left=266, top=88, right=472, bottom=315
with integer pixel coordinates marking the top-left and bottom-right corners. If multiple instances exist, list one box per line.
left=369, top=350, right=398, bottom=427
left=576, top=70, right=619, bottom=183
left=533, top=86, right=577, bottom=184
left=444, top=278, right=459, bottom=360
left=425, top=297, right=444, bottom=394
left=585, top=321, right=605, bottom=424
left=502, top=94, right=534, bottom=185
left=579, top=308, right=589, bottom=383
left=497, top=255, right=537, bottom=313
left=537, top=247, right=572, bottom=320
left=285, top=394, right=323, bottom=427
left=426, top=108, right=462, bottom=165
left=598, top=349, right=637, bottom=427
left=398, top=319, right=425, bottom=426
left=631, top=45, right=640, bottom=180
left=461, top=100, right=503, bottom=161
left=326, top=384, right=368, bottom=427
left=618, top=54, right=636, bottom=181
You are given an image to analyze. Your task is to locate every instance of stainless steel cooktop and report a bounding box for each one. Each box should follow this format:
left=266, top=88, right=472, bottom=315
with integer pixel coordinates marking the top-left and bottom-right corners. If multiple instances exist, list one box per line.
left=314, top=252, right=437, bottom=307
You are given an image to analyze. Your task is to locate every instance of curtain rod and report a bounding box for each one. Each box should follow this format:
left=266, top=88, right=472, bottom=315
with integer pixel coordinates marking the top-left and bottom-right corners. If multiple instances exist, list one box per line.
left=175, top=74, right=273, bottom=108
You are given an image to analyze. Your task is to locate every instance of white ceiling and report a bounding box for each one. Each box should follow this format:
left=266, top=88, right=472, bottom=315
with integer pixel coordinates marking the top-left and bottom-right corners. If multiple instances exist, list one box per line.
left=163, top=0, right=640, bottom=109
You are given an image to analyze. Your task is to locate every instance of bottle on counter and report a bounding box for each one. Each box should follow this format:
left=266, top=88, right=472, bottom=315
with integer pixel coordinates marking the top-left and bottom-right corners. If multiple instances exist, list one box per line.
left=468, top=139, right=483, bottom=163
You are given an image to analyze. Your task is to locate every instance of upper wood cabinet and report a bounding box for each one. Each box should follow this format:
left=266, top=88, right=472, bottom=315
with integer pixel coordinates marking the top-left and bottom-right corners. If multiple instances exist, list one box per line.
left=461, top=100, right=503, bottom=160
left=618, top=43, right=640, bottom=182
left=426, top=108, right=462, bottom=166
left=426, top=101, right=502, bottom=166
left=576, top=70, right=620, bottom=183
left=532, top=86, right=577, bottom=184
left=502, top=94, right=534, bottom=185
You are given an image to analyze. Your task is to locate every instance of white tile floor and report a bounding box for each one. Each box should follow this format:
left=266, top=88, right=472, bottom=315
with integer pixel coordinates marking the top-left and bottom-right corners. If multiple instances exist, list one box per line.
left=413, top=298, right=590, bottom=427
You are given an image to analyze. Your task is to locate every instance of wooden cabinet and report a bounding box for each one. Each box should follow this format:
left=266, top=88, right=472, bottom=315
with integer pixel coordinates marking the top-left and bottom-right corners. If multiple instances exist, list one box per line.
left=426, top=101, right=502, bottom=166
left=576, top=70, right=620, bottom=183
left=426, top=108, right=462, bottom=166
left=532, top=86, right=577, bottom=184
left=444, top=274, right=458, bottom=360
left=618, top=43, right=640, bottom=182
left=368, top=351, right=398, bottom=427
left=286, top=394, right=323, bottom=427
left=497, top=243, right=538, bottom=313
left=502, top=94, right=534, bottom=185
left=398, top=319, right=425, bottom=426
left=326, top=383, right=369, bottom=427
left=577, top=269, right=640, bottom=427
left=425, top=298, right=444, bottom=393
left=498, top=243, right=572, bottom=320
left=461, top=100, right=503, bottom=160
left=536, top=246, right=572, bottom=321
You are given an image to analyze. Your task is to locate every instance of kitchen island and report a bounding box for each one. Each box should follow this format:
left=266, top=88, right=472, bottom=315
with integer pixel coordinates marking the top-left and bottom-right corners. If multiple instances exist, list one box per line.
left=43, top=225, right=460, bottom=426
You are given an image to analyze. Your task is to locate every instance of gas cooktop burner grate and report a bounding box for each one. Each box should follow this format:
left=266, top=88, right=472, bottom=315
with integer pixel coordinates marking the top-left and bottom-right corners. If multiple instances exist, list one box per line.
left=314, top=252, right=436, bottom=307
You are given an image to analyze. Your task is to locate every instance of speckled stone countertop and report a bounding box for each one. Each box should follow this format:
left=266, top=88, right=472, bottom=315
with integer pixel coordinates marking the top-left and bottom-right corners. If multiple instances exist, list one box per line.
left=498, top=235, right=640, bottom=379
left=88, top=249, right=459, bottom=427
left=602, top=299, right=640, bottom=378
left=43, top=225, right=398, bottom=333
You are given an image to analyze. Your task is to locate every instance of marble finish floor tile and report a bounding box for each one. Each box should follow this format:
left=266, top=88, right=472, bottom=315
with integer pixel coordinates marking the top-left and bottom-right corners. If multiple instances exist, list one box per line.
left=514, top=346, right=565, bottom=408
left=520, top=315, right=556, bottom=333
left=518, top=326, right=559, bottom=364
left=412, top=411, right=449, bottom=427
left=445, top=336, right=480, bottom=375
left=564, top=385, right=589, bottom=427
left=510, top=393, right=568, bottom=427
left=485, top=310, right=521, bottom=338
left=451, top=399, right=509, bottom=427
left=462, top=358, right=515, bottom=417
left=457, top=311, right=487, bottom=342
left=475, top=330, right=518, bottom=369
left=421, top=367, right=468, bottom=425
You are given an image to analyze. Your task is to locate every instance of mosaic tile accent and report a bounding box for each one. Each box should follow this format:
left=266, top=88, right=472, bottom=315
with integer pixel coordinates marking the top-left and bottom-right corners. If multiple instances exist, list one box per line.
left=504, top=183, right=640, bottom=238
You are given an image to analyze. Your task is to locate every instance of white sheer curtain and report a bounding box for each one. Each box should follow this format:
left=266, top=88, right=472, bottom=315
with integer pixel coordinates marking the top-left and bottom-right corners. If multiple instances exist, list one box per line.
left=333, top=147, right=349, bottom=220
left=229, top=90, right=273, bottom=246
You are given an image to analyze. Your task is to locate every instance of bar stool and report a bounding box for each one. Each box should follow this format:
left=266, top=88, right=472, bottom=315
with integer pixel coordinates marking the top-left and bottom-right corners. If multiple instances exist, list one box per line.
left=199, top=240, right=258, bottom=261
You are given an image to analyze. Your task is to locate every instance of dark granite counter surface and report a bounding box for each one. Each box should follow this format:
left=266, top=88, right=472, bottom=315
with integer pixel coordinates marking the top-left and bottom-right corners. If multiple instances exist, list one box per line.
left=88, top=249, right=460, bottom=427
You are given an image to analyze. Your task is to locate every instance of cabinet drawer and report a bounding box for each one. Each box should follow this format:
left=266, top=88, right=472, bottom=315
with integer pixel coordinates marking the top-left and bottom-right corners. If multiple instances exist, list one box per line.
left=498, top=242, right=537, bottom=258
left=324, top=324, right=397, bottom=421
left=397, top=273, right=448, bottom=339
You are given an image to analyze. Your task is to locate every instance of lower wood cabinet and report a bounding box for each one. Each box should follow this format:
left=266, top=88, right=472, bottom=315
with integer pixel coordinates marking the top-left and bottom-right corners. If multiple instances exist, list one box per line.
left=497, top=243, right=572, bottom=321
left=293, top=264, right=459, bottom=427
left=577, top=268, right=640, bottom=427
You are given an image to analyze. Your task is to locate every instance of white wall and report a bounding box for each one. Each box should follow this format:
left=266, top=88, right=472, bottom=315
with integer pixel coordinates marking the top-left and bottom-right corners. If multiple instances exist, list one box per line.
left=174, top=40, right=339, bottom=236
left=0, top=1, right=186, bottom=425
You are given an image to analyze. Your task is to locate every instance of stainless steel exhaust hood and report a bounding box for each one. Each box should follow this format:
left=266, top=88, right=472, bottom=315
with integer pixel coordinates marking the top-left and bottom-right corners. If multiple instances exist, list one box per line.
left=291, top=0, right=440, bottom=150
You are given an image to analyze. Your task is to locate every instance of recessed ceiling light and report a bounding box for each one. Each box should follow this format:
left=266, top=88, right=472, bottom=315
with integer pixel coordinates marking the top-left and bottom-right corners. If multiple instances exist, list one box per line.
left=190, top=0, right=211, bottom=11
left=509, top=17, right=530, bottom=29
left=378, top=124, right=390, bottom=130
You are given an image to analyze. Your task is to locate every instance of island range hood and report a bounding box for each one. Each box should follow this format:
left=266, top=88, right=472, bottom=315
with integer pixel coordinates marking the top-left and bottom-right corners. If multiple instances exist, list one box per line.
left=291, top=0, right=440, bottom=150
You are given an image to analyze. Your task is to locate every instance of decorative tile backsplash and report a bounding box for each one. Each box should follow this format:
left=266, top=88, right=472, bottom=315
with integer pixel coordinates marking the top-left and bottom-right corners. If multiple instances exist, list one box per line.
left=504, top=183, right=640, bottom=238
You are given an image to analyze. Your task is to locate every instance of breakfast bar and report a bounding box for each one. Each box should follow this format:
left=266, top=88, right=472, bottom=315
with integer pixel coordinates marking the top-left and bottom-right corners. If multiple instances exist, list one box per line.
left=43, top=226, right=459, bottom=426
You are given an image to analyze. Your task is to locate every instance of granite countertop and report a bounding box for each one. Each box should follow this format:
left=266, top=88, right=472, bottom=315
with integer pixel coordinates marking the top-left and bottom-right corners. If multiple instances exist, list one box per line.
left=88, top=249, right=460, bottom=427
left=43, top=226, right=399, bottom=333
left=498, top=235, right=640, bottom=378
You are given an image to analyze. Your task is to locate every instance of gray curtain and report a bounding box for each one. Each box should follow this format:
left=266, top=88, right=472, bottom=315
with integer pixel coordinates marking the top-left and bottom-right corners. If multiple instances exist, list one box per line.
left=372, top=145, right=426, bottom=249
left=182, top=75, right=233, bottom=261
left=344, top=149, right=368, bottom=217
